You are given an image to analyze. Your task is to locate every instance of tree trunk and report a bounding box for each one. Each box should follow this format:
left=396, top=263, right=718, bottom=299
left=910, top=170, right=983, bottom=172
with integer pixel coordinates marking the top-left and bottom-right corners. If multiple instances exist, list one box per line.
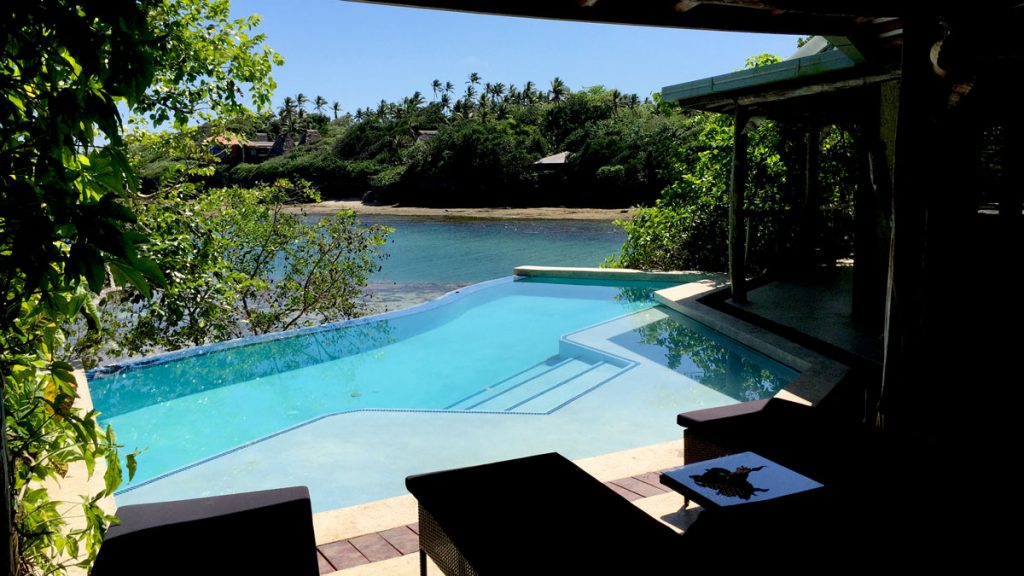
left=2, top=386, right=14, bottom=576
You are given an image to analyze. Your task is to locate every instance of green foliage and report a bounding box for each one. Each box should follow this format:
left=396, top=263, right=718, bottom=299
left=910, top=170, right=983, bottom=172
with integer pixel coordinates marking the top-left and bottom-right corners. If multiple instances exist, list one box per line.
left=565, top=110, right=698, bottom=206
left=230, top=145, right=384, bottom=197
left=93, top=181, right=390, bottom=359
left=611, top=117, right=858, bottom=272
left=132, top=0, right=283, bottom=129
left=1, top=1, right=281, bottom=573
left=611, top=53, right=857, bottom=273
left=542, top=87, right=615, bottom=149
left=400, top=120, right=546, bottom=206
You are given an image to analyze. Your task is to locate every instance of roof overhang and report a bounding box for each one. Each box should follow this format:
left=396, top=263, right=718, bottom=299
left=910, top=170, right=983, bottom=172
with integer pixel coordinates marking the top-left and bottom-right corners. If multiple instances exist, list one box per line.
left=343, top=1, right=911, bottom=36
left=662, top=48, right=899, bottom=118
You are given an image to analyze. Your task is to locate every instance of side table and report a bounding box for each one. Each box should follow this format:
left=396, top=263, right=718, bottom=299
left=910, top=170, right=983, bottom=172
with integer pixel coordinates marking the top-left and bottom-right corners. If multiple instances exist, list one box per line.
left=660, top=451, right=823, bottom=509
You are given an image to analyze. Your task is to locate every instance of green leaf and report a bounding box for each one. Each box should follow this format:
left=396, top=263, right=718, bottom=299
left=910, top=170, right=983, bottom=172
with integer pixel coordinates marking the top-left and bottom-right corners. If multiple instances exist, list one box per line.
left=132, top=257, right=167, bottom=289
left=126, top=452, right=139, bottom=481
left=108, top=260, right=151, bottom=299
left=7, top=93, right=25, bottom=112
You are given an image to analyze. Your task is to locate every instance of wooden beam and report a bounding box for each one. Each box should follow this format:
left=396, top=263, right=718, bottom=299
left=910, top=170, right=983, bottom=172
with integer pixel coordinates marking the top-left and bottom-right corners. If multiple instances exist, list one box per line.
left=729, top=107, right=750, bottom=303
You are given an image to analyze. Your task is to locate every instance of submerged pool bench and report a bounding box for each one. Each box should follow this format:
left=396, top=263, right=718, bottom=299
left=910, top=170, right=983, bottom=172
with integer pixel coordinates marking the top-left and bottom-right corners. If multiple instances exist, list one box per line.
left=405, top=452, right=838, bottom=575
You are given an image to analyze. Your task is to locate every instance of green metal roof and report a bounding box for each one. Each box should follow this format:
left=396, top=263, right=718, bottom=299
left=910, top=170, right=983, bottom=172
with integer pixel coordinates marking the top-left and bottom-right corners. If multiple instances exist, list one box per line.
left=662, top=49, right=858, bottom=104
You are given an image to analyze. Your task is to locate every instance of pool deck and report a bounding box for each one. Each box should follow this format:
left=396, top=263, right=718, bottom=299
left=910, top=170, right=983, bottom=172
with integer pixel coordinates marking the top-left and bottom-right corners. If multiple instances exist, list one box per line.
left=311, top=438, right=695, bottom=575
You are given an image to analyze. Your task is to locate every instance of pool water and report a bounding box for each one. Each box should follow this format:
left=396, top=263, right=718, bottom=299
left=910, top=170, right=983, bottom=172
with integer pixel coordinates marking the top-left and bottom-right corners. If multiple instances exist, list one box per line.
left=91, top=277, right=670, bottom=486
left=88, top=276, right=799, bottom=508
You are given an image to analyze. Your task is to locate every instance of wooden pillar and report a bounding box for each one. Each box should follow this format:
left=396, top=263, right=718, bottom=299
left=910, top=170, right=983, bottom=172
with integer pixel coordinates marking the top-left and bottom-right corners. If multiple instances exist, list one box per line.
left=800, top=128, right=821, bottom=267
left=879, top=17, right=937, bottom=434
left=1001, top=112, right=1023, bottom=238
left=729, top=107, right=749, bottom=303
left=852, top=91, right=890, bottom=335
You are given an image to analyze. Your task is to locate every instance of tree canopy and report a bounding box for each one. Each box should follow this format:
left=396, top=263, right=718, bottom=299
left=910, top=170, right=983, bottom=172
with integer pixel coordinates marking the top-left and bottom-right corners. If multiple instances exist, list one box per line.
left=1, top=1, right=282, bottom=573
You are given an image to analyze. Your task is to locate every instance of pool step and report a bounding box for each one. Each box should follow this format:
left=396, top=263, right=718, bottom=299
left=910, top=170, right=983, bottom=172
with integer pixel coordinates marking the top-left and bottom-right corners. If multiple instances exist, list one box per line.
left=444, top=355, right=575, bottom=411
left=506, top=361, right=624, bottom=413
left=447, top=356, right=626, bottom=414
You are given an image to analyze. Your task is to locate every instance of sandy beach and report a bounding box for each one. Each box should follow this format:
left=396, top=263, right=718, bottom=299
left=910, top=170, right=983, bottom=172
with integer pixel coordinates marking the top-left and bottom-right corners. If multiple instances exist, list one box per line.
left=289, top=200, right=635, bottom=221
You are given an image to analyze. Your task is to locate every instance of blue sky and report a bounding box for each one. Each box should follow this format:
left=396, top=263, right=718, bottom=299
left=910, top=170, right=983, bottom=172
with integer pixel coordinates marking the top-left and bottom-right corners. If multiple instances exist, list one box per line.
left=232, top=0, right=800, bottom=115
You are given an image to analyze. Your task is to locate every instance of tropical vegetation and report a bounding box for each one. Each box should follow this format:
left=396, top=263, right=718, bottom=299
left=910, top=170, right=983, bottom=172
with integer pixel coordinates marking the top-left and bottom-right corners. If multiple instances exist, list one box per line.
left=135, top=73, right=695, bottom=208
left=608, top=55, right=859, bottom=274
left=0, top=1, right=372, bottom=574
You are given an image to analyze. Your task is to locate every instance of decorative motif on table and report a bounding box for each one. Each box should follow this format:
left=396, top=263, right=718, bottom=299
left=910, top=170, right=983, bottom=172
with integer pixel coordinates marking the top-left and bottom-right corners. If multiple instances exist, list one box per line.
left=690, top=465, right=769, bottom=500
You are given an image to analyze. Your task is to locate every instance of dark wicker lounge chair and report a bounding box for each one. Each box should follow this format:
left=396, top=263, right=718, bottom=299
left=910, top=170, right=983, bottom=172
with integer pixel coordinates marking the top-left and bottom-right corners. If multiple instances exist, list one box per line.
left=406, top=452, right=837, bottom=575
left=91, top=486, right=318, bottom=575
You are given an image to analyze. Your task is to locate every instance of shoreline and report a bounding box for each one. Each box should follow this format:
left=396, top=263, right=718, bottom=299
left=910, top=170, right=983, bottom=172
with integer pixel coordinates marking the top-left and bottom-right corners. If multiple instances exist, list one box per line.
left=288, top=200, right=635, bottom=221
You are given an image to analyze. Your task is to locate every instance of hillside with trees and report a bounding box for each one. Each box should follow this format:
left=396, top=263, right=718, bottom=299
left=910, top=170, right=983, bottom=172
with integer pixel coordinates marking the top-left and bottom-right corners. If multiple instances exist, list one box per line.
left=134, top=73, right=695, bottom=208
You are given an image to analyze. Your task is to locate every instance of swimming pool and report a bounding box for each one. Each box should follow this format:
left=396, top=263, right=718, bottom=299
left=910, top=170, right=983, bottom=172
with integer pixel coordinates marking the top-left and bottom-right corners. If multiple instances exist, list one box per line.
left=88, top=276, right=798, bottom=509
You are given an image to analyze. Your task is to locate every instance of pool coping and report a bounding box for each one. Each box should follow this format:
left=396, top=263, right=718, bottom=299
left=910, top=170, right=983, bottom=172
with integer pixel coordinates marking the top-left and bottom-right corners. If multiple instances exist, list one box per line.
left=654, top=283, right=850, bottom=407
left=514, top=265, right=707, bottom=283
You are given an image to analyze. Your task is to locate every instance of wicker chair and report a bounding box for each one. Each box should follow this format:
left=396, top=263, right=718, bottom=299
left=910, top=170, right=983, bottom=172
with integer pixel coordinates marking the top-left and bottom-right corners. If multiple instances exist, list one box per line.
left=92, top=486, right=319, bottom=575
left=406, top=453, right=687, bottom=575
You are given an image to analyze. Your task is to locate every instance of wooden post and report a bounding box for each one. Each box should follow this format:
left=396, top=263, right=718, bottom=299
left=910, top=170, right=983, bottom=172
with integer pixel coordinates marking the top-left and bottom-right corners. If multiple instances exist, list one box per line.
left=801, top=127, right=821, bottom=267
left=879, top=16, right=941, bottom=435
left=1001, top=111, right=1022, bottom=238
left=852, top=91, right=890, bottom=335
left=729, top=107, right=749, bottom=303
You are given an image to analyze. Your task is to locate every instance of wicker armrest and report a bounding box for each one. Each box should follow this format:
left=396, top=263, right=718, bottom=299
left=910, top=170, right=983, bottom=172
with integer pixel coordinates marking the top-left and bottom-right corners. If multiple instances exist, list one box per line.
left=677, top=398, right=772, bottom=427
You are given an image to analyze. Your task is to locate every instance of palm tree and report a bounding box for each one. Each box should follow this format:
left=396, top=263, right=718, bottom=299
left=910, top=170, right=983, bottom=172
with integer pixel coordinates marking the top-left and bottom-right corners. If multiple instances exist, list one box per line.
left=296, top=93, right=308, bottom=117
left=467, top=72, right=481, bottom=87
left=331, top=101, right=342, bottom=120
left=444, top=80, right=455, bottom=97
left=493, top=82, right=506, bottom=102
left=464, top=85, right=477, bottom=102
left=280, top=96, right=298, bottom=134
left=626, top=93, right=640, bottom=112
left=280, top=96, right=297, bottom=121
left=523, top=81, right=536, bottom=104
left=314, top=95, right=328, bottom=115
left=407, top=91, right=425, bottom=112
left=439, top=93, right=452, bottom=114
left=549, top=77, right=568, bottom=104
left=609, top=89, right=622, bottom=112
left=431, top=79, right=443, bottom=100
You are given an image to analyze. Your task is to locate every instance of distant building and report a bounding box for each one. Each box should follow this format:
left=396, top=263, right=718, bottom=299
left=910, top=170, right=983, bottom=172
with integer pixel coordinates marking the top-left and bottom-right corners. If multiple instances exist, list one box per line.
left=415, top=129, right=439, bottom=143
left=532, top=151, right=570, bottom=172
left=299, top=129, right=321, bottom=146
left=210, top=133, right=290, bottom=165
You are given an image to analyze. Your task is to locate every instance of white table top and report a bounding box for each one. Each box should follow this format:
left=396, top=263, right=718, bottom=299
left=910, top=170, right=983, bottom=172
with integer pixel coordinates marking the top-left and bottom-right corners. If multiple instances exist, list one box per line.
left=663, top=451, right=823, bottom=507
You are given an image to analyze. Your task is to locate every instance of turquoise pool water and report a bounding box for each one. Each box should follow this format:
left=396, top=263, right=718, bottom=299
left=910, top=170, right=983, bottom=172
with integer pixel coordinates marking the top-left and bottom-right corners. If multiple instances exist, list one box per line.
left=89, top=276, right=798, bottom=508
left=90, top=277, right=675, bottom=487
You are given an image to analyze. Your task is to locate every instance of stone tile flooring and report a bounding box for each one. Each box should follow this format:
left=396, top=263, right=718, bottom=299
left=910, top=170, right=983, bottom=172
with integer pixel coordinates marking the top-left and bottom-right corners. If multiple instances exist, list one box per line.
left=316, top=470, right=675, bottom=574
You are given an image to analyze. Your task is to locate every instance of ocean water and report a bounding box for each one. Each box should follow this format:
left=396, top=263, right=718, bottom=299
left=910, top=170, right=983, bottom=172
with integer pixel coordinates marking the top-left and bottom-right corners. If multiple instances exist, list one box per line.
left=350, top=215, right=628, bottom=309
